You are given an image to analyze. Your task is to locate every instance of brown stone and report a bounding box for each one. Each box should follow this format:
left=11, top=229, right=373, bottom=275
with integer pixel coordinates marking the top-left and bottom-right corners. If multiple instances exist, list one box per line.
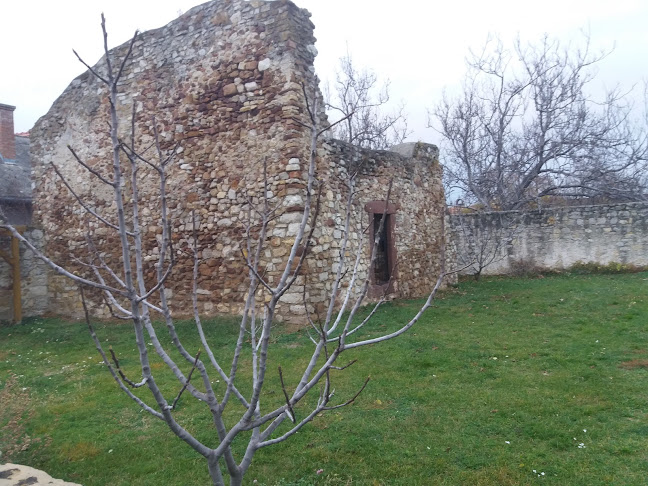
left=222, top=83, right=238, bottom=96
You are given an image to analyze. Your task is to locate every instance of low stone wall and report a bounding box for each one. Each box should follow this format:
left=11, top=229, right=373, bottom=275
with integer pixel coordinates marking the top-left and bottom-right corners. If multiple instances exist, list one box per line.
left=448, top=202, right=648, bottom=275
left=0, top=227, right=48, bottom=322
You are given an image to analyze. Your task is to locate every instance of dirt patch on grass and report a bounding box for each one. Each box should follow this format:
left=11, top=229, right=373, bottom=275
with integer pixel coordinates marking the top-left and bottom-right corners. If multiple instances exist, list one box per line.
left=620, top=359, right=648, bottom=370
left=60, top=441, right=101, bottom=461
left=0, top=374, right=50, bottom=460
left=362, top=399, right=393, bottom=410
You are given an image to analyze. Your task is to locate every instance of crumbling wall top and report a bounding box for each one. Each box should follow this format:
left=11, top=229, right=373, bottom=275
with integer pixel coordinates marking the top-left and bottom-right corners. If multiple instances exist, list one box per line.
left=388, top=142, right=439, bottom=162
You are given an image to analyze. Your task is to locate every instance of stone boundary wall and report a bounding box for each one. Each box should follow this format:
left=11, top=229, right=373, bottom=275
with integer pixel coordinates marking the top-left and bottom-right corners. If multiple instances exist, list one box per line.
left=0, top=227, right=48, bottom=322
left=448, top=202, right=648, bottom=275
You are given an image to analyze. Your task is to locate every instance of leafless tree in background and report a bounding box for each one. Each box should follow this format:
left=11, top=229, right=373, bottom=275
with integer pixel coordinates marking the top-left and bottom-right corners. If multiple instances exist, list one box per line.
left=433, top=34, right=648, bottom=210
left=326, top=52, right=410, bottom=150
left=1, top=18, right=447, bottom=486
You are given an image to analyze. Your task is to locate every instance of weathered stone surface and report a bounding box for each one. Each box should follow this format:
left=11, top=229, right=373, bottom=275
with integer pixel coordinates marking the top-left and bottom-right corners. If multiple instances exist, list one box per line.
left=0, top=228, right=48, bottom=321
left=0, top=463, right=82, bottom=486
left=29, top=0, right=448, bottom=323
left=449, top=202, right=648, bottom=275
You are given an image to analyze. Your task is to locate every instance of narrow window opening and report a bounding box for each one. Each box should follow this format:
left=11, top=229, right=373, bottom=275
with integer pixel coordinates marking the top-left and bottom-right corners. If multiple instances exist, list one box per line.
left=365, top=200, right=397, bottom=296
left=372, top=213, right=391, bottom=285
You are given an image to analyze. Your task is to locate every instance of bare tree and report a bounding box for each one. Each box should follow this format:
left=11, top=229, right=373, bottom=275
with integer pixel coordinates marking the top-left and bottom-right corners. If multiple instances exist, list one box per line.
left=326, top=52, right=410, bottom=150
left=1, top=18, right=448, bottom=486
left=433, top=34, right=648, bottom=210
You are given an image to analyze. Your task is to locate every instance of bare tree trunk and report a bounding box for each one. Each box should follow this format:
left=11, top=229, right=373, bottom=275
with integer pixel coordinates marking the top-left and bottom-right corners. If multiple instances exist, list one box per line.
left=207, top=454, right=225, bottom=486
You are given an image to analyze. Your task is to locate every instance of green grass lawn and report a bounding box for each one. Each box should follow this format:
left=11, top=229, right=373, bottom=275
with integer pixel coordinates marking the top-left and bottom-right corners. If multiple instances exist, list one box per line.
left=1, top=272, right=648, bottom=485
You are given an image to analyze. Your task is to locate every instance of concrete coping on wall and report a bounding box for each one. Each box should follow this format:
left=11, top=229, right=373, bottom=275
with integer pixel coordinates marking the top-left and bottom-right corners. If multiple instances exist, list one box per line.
left=448, top=201, right=648, bottom=218
left=322, top=138, right=440, bottom=178
left=388, top=142, right=439, bottom=162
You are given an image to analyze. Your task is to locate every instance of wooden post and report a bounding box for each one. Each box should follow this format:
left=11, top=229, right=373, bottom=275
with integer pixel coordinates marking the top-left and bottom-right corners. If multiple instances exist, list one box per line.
left=0, top=226, right=24, bottom=324
left=11, top=233, right=21, bottom=323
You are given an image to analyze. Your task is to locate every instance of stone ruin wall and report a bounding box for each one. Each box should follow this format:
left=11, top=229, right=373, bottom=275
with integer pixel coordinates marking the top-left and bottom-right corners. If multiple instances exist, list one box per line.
left=449, top=202, right=648, bottom=275
left=30, top=0, right=448, bottom=321
left=32, top=0, right=320, bottom=319
left=315, top=141, right=448, bottom=307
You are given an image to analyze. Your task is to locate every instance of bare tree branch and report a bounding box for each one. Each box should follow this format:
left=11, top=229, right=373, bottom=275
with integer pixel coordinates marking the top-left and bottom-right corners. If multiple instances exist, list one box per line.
left=326, top=51, right=410, bottom=149
left=171, top=350, right=202, bottom=410
left=432, top=33, right=648, bottom=210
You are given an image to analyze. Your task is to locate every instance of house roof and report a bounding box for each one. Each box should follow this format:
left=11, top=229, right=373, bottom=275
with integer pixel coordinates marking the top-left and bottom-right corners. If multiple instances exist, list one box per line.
left=0, top=134, right=32, bottom=202
left=0, top=134, right=32, bottom=224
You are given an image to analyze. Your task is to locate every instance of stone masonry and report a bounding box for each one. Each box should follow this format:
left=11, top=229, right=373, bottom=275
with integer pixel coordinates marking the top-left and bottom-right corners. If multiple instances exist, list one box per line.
left=449, top=202, right=648, bottom=275
left=0, top=228, right=48, bottom=321
left=30, top=0, right=447, bottom=321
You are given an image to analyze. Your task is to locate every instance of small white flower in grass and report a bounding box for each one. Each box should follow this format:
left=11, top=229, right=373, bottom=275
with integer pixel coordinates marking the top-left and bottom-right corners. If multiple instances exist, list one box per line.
left=583, top=429, right=587, bottom=433
left=427, top=446, right=431, bottom=450
left=505, top=441, right=510, bottom=444
left=578, top=443, right=586, bottom=449
left=108, top=449, right=113, bottom=453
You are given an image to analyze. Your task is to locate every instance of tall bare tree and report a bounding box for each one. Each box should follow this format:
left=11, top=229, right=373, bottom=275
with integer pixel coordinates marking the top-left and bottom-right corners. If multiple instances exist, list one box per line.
left=2, top=18, right=447, bottom=486
left=433, top=35, right=648, bottom=210
left=326, top=52, right=410, bottom=150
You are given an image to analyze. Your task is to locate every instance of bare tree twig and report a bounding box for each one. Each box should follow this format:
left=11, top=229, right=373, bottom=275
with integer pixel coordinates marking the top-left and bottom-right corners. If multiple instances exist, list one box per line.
left=109, top=346, right=147, bottom=388
left=278, top=366, right=296, bottom=423
left=171, top=350, right=203, bottom=410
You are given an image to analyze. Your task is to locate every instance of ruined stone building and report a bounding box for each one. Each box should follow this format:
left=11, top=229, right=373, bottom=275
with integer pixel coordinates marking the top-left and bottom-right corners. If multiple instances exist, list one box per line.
left=28, top=0, right=447, bottom=320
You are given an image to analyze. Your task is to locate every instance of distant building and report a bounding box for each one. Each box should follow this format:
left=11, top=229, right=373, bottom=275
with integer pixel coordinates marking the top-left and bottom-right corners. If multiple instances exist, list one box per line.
left=0, top=104, right=31, bottom=225
left=0, top=104, right=46, bottom=323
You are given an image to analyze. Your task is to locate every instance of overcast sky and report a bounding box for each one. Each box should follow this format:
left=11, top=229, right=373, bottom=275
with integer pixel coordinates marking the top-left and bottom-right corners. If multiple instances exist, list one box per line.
left=3, top=0, right=647, bottom=144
